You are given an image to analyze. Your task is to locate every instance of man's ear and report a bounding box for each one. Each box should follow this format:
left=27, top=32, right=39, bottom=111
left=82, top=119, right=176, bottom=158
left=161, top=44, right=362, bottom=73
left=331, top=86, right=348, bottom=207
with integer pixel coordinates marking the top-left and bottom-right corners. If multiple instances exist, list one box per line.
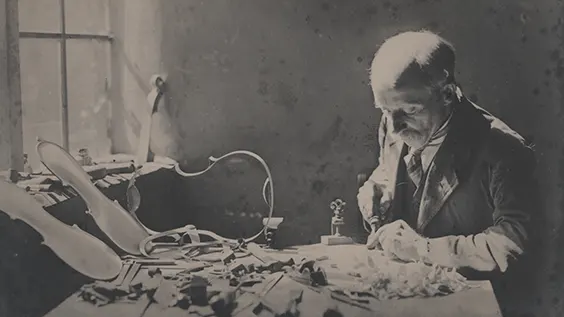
left=440, top=69, right=458, bottom=105
left=441, top=83, right=457, bottom=105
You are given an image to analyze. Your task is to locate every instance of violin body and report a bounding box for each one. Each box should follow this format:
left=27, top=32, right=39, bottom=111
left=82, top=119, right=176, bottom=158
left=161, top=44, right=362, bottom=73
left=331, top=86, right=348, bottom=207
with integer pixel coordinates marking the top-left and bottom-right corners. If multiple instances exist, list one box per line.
left=0, top=179, right=122, bottom=280
left=36, top=140, right=150, bottom=255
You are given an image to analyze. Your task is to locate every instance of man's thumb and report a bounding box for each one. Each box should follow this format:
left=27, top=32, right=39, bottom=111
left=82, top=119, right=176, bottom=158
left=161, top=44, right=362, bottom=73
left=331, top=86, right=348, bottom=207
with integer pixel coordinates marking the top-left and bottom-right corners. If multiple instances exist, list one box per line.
left=366, top=232, right=379, bottom=250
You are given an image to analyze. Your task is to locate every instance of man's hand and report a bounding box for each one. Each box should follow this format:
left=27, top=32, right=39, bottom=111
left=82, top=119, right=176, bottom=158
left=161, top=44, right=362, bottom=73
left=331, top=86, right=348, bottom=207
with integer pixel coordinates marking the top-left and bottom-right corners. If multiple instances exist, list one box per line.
left=367, top=220, right=426, bottom=262
left=357, top=180, right=382, bottom=221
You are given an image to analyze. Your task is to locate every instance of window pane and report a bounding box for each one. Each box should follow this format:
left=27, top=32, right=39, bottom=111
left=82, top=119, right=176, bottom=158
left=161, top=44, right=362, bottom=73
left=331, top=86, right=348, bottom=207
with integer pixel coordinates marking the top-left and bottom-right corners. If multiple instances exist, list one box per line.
left=65, top=0, right=108, bottom=34
left=19, top=0, right=60, bottom=33
left=20, top=39, right=62, bottom=172
left=67, top=41, right=112, bottom=160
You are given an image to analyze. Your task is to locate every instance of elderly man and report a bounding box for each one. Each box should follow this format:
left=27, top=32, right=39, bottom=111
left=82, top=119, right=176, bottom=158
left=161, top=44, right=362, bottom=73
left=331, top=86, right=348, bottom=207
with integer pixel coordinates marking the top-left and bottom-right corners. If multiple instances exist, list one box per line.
left=357, top=30, right=538, bottom=278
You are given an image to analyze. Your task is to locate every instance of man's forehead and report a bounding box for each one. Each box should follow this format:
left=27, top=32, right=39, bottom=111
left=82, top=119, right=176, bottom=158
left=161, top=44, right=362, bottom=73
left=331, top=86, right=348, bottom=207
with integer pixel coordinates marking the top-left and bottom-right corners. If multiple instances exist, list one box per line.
left=373, top=86, right=431, bottom=108
left=371, top=60, right=437, bottom=89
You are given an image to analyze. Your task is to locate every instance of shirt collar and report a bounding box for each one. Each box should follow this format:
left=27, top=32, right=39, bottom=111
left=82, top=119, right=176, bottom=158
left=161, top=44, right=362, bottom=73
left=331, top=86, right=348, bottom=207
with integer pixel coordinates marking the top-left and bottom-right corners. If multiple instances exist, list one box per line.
left=427, top=110, right=453, bottom=146
left=407, top=110, right=453, bottom=156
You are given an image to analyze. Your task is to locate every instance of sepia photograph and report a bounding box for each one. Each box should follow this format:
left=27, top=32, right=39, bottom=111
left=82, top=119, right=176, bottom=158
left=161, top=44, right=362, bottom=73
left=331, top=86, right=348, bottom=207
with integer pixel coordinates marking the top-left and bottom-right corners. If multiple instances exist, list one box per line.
left=0, top=1, right=562, bottom=316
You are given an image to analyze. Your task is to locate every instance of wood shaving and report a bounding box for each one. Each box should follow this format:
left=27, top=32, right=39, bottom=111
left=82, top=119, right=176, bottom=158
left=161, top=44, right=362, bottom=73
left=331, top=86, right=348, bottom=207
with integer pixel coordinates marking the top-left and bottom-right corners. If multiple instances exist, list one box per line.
left=348, top=260, right=470, bottom=300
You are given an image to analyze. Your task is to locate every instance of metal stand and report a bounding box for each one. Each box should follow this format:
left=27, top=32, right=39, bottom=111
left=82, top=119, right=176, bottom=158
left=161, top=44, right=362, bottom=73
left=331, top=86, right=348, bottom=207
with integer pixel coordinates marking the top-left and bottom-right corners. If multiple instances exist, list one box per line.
left=320, top=199, right=354, bottom=245
left=262, top=217, right=283, bottom=249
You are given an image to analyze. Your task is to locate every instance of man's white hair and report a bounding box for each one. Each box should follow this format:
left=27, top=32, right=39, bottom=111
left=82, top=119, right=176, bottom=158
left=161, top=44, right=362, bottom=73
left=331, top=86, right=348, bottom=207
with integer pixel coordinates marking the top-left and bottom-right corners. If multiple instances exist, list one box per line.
left=369, top=30, right=456, bottom=91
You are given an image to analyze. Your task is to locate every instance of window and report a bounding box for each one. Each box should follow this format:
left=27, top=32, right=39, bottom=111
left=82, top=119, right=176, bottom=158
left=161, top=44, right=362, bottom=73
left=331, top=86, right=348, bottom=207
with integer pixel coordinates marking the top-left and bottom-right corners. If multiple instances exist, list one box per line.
left=19, top=0, right=112, bottom=171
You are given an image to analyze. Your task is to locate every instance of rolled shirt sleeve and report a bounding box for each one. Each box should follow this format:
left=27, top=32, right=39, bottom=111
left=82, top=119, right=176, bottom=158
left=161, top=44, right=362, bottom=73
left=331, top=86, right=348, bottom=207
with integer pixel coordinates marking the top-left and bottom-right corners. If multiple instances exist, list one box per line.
left=362, top=115, right=394, bottom=222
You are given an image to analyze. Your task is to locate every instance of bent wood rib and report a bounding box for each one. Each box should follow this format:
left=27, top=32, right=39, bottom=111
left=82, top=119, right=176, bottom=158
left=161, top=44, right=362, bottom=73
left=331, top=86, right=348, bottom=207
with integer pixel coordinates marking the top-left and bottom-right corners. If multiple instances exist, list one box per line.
left=36, top=140, right=150, bottom=255
left=0, top=179, right=123, bottom=280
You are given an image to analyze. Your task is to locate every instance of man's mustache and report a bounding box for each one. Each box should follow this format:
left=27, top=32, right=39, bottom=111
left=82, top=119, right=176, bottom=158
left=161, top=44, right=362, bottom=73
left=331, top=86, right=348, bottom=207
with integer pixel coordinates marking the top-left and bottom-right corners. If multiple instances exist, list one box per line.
left=394, top=128, right=420, bottom=137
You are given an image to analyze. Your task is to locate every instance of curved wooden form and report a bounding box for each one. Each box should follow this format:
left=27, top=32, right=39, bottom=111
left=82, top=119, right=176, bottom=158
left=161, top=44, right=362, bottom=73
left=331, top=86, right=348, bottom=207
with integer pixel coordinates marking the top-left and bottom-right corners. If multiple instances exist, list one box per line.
left=0, top=179, right=123, bottom=280
left=172, top=150, right=275, bottom=241
left=36, top=140, right=150, bottom=255
left=135, top=150, right=276, bottom=257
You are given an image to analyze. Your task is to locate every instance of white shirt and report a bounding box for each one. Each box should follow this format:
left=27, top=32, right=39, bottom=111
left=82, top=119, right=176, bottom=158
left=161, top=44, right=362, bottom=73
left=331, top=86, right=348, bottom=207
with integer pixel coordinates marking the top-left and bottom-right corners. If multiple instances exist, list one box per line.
left=403, top=112, right=453, bottom=173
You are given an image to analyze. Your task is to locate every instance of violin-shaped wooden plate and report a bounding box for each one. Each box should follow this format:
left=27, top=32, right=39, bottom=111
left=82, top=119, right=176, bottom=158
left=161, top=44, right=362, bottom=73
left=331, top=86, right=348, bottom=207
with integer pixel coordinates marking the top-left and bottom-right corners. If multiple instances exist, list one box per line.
left=0, top=179, right=122, bottom=280
left=36, top=140, right=150, bottom=255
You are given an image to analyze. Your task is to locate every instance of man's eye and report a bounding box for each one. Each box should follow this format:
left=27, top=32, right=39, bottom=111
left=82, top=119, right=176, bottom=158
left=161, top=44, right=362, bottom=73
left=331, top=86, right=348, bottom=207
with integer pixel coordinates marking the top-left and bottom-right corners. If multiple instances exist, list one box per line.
left=405, top=107, right=419, bottom=115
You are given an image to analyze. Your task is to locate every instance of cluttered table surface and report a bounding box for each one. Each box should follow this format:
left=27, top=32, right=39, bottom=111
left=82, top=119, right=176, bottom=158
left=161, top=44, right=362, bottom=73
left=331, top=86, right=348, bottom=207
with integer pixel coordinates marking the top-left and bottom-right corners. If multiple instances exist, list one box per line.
left=1, top=145, right=501, bottom=317
left=45, top=244, right=502, bottom=317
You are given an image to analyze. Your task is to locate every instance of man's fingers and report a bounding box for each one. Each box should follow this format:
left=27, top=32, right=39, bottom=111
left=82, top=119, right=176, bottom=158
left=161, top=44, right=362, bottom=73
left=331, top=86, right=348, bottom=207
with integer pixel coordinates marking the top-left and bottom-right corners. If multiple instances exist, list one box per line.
left=398, top=228, right=419, bottom=242
left=359, top=204, right=373, bottom=221
left=381, top=236, right=396, bottom=258
left=396, top=220, right=419, bottom=234
left=395, top=219, right=408, bottom=230
left=366, top=232, right=380, bottom=250
left=372, top=222, right=390, bottom=241
left=376, top=223, right=398, bottom=247
left=375, top=220, right=409, bottom=250
left=374, top=220, right=402, bottom=239
left=380, top=235, right=406, bottom=260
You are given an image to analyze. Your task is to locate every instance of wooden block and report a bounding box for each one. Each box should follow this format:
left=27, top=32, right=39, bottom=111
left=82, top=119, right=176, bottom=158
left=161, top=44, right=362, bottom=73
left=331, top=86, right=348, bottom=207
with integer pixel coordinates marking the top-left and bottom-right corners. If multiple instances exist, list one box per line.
left=104, top=175, right=121, bottom=185
left=94, top=154, right=135, bottom=164
left=247, top=242, right=277, bottom=263
left=82, top=165, right=108, bottom=180
left=47, top=192, right=65, bottom=204
left=101, top=162, right=136, bottom=175
left=94, top=180, right=111, bottom=189
left=221, top=250, right=236, bottom=264
left=320, top=235, right=354, bottom=246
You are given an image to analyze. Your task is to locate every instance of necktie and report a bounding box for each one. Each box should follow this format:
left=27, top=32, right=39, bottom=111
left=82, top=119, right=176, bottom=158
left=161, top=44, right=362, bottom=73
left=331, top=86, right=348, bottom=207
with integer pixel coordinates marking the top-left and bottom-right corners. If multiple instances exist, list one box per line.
left=406, top=150, right=424, bottom=188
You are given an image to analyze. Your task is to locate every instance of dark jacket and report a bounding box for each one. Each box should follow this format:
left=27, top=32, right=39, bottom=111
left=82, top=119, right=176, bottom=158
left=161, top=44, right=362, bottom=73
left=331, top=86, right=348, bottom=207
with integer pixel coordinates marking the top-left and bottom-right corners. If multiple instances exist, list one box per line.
left=365, top=97, right=538, bottom=279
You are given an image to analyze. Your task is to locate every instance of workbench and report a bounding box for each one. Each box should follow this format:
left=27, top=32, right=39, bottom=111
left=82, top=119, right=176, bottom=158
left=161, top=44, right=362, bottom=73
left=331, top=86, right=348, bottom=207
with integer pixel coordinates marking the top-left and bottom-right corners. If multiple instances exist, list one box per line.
left=0, top=158, right=502, bottom=317
left=45, top=244, right=502, bottom=317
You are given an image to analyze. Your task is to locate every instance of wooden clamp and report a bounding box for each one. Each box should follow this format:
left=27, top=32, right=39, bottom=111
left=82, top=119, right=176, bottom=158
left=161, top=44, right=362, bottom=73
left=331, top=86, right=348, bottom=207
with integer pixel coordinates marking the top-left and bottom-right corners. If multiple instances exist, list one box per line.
left=136, top=74, right=167, bottom=166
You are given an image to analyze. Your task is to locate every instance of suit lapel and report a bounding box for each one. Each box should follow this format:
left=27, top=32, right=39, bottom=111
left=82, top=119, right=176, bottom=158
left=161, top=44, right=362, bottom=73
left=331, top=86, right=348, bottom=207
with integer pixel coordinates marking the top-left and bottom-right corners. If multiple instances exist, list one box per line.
left=416, top=98, right=490, bottom=232
left=387, top=139, right=406, bottom=198
left=417, top=152, right=459, bottom=231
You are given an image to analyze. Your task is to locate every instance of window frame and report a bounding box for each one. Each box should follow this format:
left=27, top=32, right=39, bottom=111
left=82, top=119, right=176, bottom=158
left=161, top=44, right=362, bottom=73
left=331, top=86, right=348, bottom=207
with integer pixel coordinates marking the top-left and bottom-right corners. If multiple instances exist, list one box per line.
left=19, top=0, right=113, bottom=151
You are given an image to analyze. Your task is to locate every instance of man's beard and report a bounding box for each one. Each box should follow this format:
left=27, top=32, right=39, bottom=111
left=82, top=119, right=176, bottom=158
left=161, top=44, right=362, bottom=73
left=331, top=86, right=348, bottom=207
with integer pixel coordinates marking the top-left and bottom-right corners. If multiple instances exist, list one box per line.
left=394, top=129, right=428, bottom=149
